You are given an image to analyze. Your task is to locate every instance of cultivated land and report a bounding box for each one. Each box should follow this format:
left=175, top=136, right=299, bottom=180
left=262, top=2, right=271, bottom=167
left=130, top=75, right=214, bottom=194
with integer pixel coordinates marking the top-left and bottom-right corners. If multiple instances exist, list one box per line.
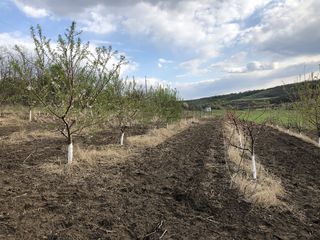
left=0, top=115, right=320, bottom=239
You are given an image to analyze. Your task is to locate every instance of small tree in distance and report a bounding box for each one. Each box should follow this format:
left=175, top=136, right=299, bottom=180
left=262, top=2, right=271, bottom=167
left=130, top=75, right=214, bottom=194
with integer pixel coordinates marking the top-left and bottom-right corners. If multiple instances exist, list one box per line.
left=147, top=86, right=182, bottom=128
left=108, top=77, right=144, bottom=145
left=14, top=22, right=126, bottom=164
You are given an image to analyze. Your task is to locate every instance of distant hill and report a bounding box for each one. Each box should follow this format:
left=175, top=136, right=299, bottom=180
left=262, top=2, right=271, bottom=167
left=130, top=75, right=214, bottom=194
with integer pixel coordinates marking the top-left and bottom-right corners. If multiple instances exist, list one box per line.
left=184, top=80, right=319, bottom=110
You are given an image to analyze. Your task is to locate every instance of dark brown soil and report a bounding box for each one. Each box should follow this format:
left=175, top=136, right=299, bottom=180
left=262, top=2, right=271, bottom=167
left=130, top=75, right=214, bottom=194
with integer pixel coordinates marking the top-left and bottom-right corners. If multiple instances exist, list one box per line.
left=0, top=120, right=319, bottom=239
left=256, top=126, right=320, bottom=236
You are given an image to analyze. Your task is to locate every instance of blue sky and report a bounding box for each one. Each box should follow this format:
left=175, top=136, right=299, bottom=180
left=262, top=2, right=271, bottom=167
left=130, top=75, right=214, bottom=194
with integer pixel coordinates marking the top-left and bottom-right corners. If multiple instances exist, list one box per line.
left=1, top=0, right=320, bottom=99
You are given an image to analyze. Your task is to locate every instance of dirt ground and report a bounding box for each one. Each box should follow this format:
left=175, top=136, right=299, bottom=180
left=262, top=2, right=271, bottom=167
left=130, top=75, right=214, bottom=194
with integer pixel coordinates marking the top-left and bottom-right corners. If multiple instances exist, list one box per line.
left=0, top=119, right=319, bottom=239
left=256, top=126, right=320, bottom=235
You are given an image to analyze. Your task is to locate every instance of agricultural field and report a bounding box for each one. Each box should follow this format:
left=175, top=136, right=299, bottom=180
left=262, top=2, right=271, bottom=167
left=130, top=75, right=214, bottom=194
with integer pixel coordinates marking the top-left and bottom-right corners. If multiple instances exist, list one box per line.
left=0, top=109, right=320, bottom=239
left=1, top=10, right=320, bottom=240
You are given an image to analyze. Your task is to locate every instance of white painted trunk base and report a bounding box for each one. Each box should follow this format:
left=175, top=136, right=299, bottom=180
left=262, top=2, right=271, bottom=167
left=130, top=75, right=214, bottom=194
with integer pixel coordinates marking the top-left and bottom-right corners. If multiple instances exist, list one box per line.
left=318, top=137, right=320, bottom=147
left=120, top=132, right=125, bottom=146
left=29, top=110, right=32, bottom=122
left=252, top=154, right=257, bottom=180
left=239, top=134, right=243, bottom=148
left=67, top=143, right=73, bottom=164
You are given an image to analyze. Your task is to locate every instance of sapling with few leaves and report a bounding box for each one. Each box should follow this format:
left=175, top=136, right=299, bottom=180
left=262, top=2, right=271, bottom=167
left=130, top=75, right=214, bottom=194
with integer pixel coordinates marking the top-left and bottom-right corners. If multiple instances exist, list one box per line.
left=108, top=77, right=144, bottom=145
left=12, top=49, right=38, bottom=121
left=14, top=22, right=126, bottom=163
left=226, top=110, right=265, bottom=180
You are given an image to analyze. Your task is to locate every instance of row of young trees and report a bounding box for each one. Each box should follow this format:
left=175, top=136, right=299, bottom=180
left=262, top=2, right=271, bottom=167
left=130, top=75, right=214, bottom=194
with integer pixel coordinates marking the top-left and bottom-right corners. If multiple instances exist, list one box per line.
left=0, top=22, right=182, bottom=163
left=225, top=72, right=320, bottom=180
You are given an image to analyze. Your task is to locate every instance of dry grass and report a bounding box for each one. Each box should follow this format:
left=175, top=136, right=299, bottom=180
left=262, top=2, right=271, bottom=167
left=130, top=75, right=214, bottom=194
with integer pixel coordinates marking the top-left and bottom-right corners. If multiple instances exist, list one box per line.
left=127, top=118, right=199, bottom=147
left=74, top=144, right=134, bottom=165
left=224, top=123, right=285, bottom=208
left=39, top=144, right=136, bottom=177
left=40, top=118, right=199, bottom=175
left=0, top=111, right=26, bottom=127
left=268, top=124, right=319, bottom=147
left=3, top=128, right=59, bottom=143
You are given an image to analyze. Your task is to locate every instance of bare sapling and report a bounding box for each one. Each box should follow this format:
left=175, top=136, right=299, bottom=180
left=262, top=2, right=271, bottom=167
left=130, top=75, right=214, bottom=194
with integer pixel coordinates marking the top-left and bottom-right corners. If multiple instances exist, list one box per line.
left=226, top=110, right=265, bottom=180
left=226, top=111, right=243, bottom=148
left=14, top=22, right=126, bottom=164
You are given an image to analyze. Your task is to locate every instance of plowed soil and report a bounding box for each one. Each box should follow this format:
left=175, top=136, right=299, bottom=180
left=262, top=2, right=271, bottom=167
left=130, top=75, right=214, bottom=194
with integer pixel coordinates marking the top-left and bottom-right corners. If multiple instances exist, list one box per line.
left=0, top=119, right=319, bottom=239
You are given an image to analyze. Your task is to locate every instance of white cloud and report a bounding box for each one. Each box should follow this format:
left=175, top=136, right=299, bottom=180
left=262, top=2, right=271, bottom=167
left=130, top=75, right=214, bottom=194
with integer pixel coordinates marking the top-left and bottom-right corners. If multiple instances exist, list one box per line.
left=179, top=59, right=209, bottom=76
left=14, top=0, right=48, bottom=18
left=241, top=0, right=320, bottom=56
left=9, top=0, right=320, bottom=99
left=11, top=0, right=269, bottom=58
left=81, top=10, right=117, bottom=34
left=0, top=31, right=33, bottom=50
left=158, top=58, right=172, bottom=64
left=158, top=58, right=173, bottom=68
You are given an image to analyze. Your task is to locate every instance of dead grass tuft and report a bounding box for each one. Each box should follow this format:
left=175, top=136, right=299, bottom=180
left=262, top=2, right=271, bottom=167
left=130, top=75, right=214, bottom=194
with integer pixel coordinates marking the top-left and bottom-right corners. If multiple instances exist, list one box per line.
left=224, top=123, right=285, bottom=208
left=74, top=144, right=133, bottom=166
left=128, top=118, right=199, bottom=147
left=4, top=129, right=59, bottom=143
left=39, top=118, right=199, bottom=176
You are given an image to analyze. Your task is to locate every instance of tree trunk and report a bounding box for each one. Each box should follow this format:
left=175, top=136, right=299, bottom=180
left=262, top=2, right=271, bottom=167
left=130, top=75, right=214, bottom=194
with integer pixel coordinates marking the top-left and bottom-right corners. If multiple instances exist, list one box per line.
left=239, top=133, right=243, bottom=148
left=67, top=133, right=73, bottom=164
left=29, top=108, right=32, bottom=122
left=120, top=132, right=125, bottom=146
left=67, top=141, right=73, bottom=164
left=252, top=153, right=257, bottom=180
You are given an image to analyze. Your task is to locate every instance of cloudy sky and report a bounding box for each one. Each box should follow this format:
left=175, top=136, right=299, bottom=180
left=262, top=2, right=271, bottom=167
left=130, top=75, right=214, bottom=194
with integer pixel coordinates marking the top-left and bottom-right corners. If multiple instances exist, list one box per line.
left=1, top=0, right=320, bottom=99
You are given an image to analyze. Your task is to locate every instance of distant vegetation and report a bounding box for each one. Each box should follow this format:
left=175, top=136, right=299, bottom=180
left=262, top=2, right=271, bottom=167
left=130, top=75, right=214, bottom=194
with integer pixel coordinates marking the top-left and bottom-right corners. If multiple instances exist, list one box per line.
left=184, top=80, right=320, bottom=110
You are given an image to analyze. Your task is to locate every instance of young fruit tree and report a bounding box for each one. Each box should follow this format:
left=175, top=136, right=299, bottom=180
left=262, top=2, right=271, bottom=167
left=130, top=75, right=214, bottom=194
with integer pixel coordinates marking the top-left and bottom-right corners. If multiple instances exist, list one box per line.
left=294, top=75, right=320, bottom=146
left=12, top=49, right=38, bottom=122
left=0, top=47, right=23, bottom=113
left=146, top=86, right=182, bottom=128
left=106, top=77, right=144, bottom=145
left=14, top=22, right=126, bottom=164
left=226, top=110, right=265, bottom=180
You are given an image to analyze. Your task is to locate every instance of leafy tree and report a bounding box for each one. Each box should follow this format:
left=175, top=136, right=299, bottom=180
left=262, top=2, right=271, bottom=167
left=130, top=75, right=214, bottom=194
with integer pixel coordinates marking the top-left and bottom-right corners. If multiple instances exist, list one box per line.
left=12, top=48, right=39, bottom=121
left=106, top=77, right=144, bottom=145
left=14, top=22, right=126, bottom=163
left=146, top=86, right=182, bottom=128
left=295, top=76, right=320, bottom=145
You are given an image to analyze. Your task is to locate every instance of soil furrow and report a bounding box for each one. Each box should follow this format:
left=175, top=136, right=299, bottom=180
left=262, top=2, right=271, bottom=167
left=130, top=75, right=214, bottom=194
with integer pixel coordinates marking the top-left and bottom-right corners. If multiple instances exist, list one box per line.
left=0, top=120, right=319, bottom=239
left=256, top=127, right=320, bottom=236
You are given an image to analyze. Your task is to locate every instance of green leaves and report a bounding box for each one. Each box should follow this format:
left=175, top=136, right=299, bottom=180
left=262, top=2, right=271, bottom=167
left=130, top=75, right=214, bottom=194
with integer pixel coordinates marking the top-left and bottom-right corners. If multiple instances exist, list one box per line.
left=13, top=22, right=126, bottom=141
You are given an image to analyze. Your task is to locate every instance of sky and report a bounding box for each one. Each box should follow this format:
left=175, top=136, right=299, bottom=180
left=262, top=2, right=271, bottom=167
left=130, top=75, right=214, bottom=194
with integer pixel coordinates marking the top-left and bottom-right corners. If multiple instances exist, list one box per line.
left=1, top=0, right=320, bottom=99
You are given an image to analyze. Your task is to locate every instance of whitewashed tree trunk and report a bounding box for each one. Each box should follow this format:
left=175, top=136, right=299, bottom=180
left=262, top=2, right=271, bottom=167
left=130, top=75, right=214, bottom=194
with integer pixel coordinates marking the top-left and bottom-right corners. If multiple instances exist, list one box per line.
left=29, top=109, right=32, bottom=122
left=239, top=134, right=243, bottom=148
left=318, top=137, right=320, bottom=147
left=252, top=153, right=257, bottom=180
left=67, top=142, right=73, bottom=164
left=120, top=132, right=125, bottom=146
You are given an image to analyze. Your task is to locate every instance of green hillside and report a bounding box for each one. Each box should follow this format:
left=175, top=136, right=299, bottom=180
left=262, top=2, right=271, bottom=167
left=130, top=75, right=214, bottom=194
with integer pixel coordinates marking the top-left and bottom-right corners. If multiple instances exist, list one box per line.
left=184, top=81, right=318, bottom=110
